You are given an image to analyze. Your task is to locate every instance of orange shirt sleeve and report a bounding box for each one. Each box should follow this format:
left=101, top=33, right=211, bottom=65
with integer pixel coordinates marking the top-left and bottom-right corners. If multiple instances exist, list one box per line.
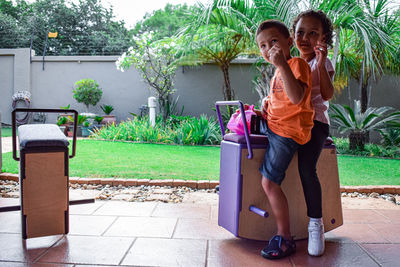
left=290, top=58, right=312, bottom=95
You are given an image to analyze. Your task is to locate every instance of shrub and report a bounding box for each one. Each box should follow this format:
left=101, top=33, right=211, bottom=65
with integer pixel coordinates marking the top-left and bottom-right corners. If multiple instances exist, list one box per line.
left=92, top=115, right=222, bottom=145
left=332, top=137, right=400, bottom=158
left=73, top=79, right=103, bottom=112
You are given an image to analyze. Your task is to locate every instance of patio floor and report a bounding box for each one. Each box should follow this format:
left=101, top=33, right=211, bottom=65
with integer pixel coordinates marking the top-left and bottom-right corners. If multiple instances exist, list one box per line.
left=0, top=193, right=399, bottom=267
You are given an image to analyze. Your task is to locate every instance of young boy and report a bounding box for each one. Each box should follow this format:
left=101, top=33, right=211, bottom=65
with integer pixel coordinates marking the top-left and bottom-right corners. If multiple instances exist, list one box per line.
left=255, top=20, right=314, bottom=260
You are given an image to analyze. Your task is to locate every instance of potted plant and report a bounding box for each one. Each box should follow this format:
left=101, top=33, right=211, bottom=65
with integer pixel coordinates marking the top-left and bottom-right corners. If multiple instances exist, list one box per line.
left=67, top=114, right=88, bottom=137
left=92, top=115, right=104, bottom=130
left=58, top=104, right=73, bottom=125
left=57, top=116, right=69, bottom=136
left=100, top=104, right=116, bottom=125
left=73, top=79, right=103, bottom=113
left=81, top=121, right=91, bottom=137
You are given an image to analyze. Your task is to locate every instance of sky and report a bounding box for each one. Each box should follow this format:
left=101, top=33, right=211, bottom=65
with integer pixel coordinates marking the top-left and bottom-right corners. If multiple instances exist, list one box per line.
left=102, top=0, right=208, bottom=28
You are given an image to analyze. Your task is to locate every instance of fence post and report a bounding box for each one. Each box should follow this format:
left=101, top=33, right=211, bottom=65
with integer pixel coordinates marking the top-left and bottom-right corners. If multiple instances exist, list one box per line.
left=148, top=97, right=157, bottom=127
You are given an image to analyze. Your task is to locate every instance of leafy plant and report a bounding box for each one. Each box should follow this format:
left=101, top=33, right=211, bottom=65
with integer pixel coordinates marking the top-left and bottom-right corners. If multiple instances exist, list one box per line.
left=91, top=115, right=221, bottom=145
left=68, top=114, right=88, bottom=125
left=57, top=116, right=68, bottom=126
left=378, top=128, right=400, bottom=148
left=332, top=137, right=400, bottom=158
left=252, top=64, right=274, bottom=107
left=94, top=116, right=104, bottom=124
left=100, top=104, right=114, bottom=115
left=83, top=121, right=91, bottom=128
left=329, top=100, right=396, bottom=150
left=60, top=104, right=70, bottom=110
left=73, top=79, right=103, bottom=112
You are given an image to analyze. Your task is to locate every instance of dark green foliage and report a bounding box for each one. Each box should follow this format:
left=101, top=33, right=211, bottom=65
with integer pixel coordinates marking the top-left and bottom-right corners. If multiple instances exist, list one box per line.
left=333, top=137, right=400, bottom=158
left=130, top=4, right=196, bottom=41
left=0, top=0, right=132, bottom=55
left=378, top=128, right=400, bottom=147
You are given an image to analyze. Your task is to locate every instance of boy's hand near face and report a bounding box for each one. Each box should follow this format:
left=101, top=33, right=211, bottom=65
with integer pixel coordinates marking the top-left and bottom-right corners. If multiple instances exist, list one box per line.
left=267, top=44, right=288, bottom=68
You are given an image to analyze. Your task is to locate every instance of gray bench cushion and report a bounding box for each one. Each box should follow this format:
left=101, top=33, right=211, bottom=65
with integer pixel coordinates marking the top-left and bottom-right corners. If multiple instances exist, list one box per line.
left=18, top=124, right=69, bottom=149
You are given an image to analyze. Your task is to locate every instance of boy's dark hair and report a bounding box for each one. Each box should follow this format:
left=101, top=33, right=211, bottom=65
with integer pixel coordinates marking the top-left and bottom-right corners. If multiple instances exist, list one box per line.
left=291, top=10, right=333, bottom=47
left=256, top=19, right=290, bottom=39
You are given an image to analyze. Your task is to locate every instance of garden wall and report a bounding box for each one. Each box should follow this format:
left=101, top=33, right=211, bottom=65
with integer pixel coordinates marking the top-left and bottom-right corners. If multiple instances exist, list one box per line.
left=0, top=48, right=260, bottom=125
left=1, top=48, right=399, bottom=127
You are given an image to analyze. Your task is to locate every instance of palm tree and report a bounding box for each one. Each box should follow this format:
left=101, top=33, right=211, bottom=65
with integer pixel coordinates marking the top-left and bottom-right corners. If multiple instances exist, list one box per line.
left=180, top=24, right=252, bottom=101
left=193, top=0, right=400, bottom=112
left=311, top=0, right=400, bottom=112
left=180, top=1, right=262, bottom=104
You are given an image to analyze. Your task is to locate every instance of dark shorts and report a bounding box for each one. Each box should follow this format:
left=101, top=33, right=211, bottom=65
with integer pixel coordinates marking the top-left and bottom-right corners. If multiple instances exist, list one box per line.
left=259, top=120, right=300, bottom=185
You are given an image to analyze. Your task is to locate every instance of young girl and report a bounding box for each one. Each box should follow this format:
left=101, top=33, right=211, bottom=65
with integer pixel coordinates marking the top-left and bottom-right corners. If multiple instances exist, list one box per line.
left=291, top=10, right=335, bottom=257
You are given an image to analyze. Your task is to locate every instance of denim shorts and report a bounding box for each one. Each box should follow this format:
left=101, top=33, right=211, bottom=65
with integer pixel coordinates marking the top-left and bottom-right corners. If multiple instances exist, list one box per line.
left=259, top=120, right=300, bottom=185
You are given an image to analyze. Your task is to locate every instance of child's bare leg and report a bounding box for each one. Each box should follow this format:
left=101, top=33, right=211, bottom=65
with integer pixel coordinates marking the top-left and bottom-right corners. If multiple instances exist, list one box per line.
left=261, top=176, right=291, bottom=238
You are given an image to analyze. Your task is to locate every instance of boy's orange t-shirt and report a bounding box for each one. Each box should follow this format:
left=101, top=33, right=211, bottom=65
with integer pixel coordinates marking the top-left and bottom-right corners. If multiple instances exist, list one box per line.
left=262, top=57, right=314, bottom=145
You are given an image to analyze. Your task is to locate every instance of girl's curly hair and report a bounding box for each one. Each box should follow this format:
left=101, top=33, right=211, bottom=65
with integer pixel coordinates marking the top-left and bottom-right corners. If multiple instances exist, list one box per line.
left=291, top=10, right=334, bottom=48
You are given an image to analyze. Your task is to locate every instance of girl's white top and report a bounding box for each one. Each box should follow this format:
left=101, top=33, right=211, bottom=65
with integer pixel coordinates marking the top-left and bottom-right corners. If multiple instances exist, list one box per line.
left=308, top=57, right=335, bottom=125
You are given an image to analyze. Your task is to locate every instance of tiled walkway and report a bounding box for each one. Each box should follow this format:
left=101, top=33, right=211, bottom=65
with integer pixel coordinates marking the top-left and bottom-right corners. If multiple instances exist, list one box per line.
left=0, top=195, right=399, bottom=267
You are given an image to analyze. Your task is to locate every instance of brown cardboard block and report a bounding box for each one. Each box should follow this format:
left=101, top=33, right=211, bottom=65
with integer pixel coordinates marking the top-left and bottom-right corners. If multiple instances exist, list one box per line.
left=238, top=148, right=343, bottom=241
left=22, top=151, right=68, bottom=238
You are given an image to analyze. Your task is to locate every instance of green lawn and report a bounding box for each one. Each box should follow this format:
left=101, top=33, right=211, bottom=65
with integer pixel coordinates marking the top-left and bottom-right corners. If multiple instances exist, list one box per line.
left=2, top=140, right=221, bottom=180
left=1, top=127, right=12, bottom=137
left=337, top=155, right=400, bottom=185
left=1, top=139, right=399, bottom=185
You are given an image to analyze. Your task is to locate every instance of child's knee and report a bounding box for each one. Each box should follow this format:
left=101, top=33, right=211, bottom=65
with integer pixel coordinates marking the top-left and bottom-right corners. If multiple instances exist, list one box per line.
left=261, top=176, right=278, bottom=193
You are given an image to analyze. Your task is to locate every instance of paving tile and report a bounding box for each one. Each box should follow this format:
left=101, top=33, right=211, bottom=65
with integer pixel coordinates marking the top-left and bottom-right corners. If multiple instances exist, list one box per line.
left=92, top=201, right=157, bottom=216
left=290, top=240, right=379, bottom=267
left=68, top=201, right=105, bottom=215
left=173, top=218, right=235, bottom=240
left=152, top=203, right=211, bottom=219
left=0, top=211, right=21, bottom=233
left=0, top=197, right=20, bottom=208
left=122, top=237, right=207, bottom=266
left=362, top=244, right=400, bottom=267
left=36, top=235, right=133, bottom=265
left=374, top=209, right=400, bottom=224
left=104, top=216, right=177, bottom=238
left=208, top=239, right=291, bottom=267
left=0, top=263, right=27, bottom=267
left=342, top=209, right=391, bottom=224
left=210, top=204, right=219, bottom=223
left=68, top=215, right=116, bottom=236
left=368, top=223, right=400, bottom=243
left=0, top=262, right=73, bottom=266
left=0, top=233, right=63, bottom=262
left=325, top=223, right=390, bottom=243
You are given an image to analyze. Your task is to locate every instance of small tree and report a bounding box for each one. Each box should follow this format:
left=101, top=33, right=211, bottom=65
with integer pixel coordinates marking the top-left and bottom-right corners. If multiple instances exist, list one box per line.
left=116, top=33, right=180, bottom=121
left=73, top=79, right=102, bottom=112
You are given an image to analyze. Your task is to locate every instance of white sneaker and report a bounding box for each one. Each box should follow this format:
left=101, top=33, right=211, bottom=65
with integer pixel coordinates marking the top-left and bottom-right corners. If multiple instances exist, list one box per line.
left=308, top=218, right=325, bottom=256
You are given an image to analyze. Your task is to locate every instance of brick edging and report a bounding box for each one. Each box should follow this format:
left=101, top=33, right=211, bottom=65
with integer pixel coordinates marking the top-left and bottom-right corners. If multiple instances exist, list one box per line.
left=1, top=173, right=399, bottom=194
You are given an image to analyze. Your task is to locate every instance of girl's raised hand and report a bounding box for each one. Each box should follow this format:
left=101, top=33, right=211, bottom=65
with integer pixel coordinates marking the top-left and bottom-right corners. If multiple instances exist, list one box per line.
left=314, top=41, right=327, bottom=67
